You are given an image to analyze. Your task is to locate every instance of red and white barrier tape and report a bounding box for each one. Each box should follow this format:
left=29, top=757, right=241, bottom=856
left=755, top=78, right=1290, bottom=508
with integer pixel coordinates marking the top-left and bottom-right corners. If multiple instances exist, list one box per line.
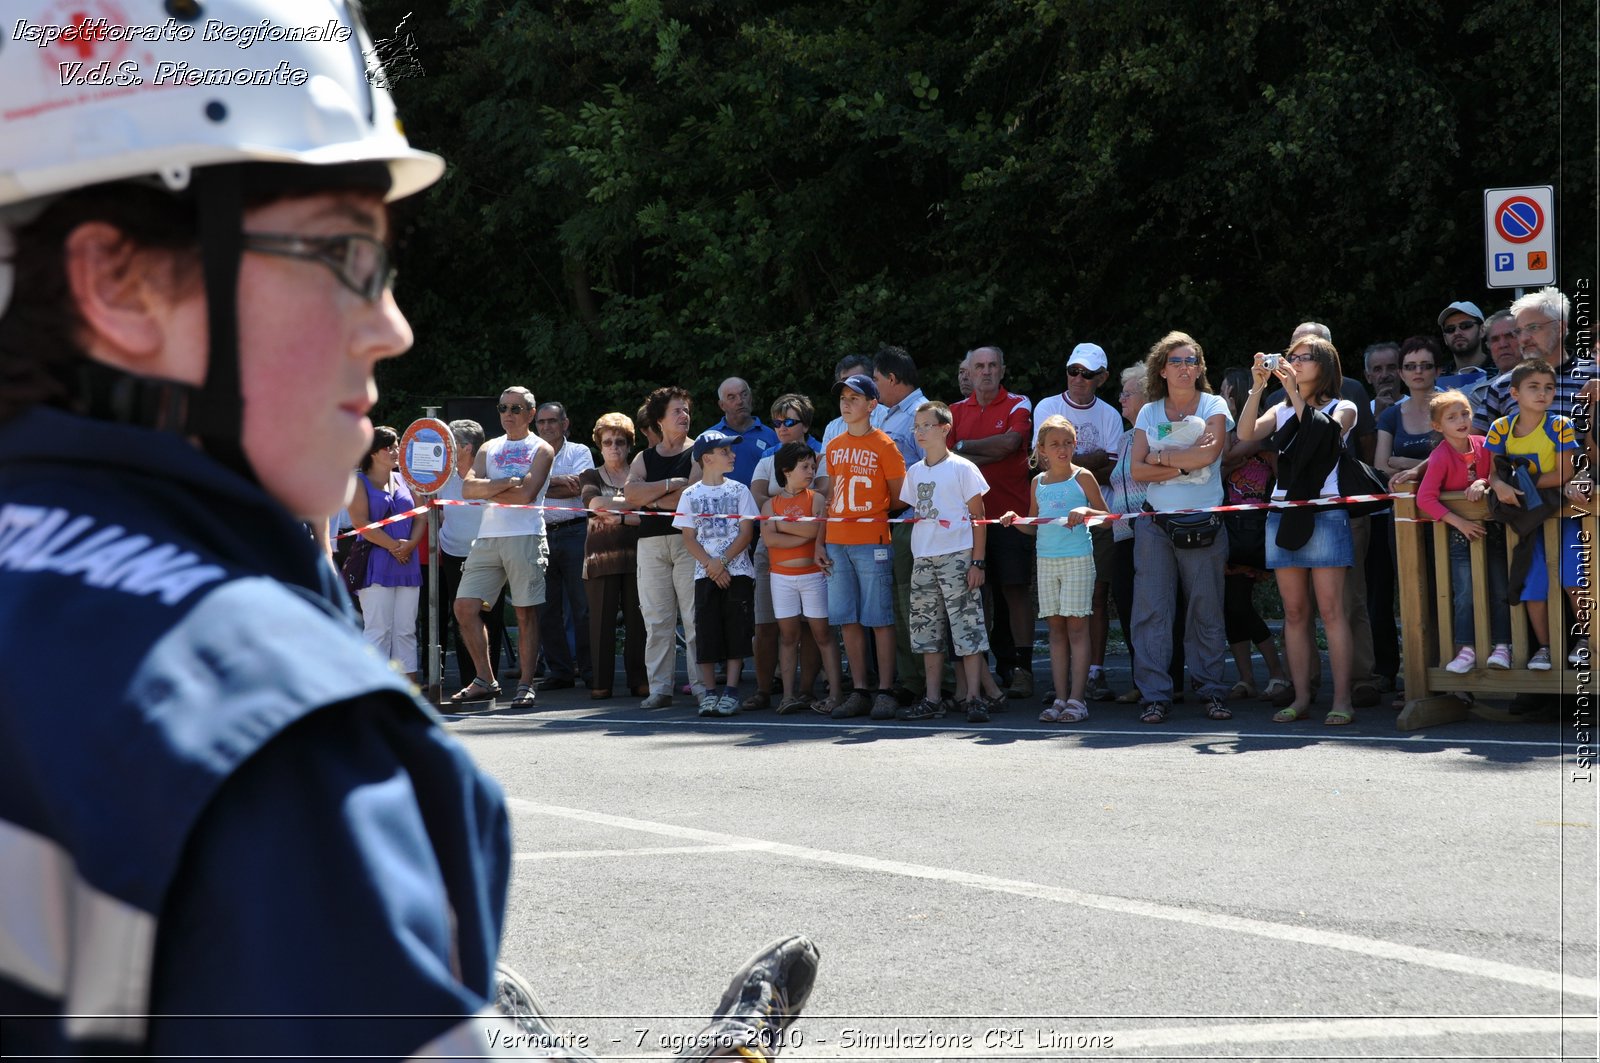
left=336, top=492, right=1422, bottom=540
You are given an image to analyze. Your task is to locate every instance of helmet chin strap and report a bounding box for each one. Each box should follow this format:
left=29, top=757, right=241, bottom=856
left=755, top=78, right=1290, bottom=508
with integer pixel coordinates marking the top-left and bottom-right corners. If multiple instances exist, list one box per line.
left=184, top=165, right=256, bottom=484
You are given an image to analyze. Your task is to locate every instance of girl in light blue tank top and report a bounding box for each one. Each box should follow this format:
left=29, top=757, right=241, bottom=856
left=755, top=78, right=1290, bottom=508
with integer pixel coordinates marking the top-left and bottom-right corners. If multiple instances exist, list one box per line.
left=998, top=416, right=1110, bottom=723
left=1037, top=476, right=1092, bottom=559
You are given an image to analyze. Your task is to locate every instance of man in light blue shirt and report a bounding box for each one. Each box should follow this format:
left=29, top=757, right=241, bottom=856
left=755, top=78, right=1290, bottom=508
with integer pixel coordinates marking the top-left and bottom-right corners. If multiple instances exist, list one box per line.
left=871, top=345, right=928, bottom=701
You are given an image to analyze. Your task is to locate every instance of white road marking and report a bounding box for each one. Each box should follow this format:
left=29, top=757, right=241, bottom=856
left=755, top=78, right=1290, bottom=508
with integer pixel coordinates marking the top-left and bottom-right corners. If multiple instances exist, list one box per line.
left=507, top=799, right=1598, bottom=1002
left=514, top=843, right=763, bottom=861
left=450, top=712, right=1566, bottom=750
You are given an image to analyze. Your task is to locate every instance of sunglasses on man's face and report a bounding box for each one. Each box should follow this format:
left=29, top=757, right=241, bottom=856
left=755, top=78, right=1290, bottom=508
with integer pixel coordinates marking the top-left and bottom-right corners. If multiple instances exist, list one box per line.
left=1441, top=321, right=1479, bottom=335
left=1066, top=366, right=1101, bottom=378
left=497, top=403, right=529, bottom=414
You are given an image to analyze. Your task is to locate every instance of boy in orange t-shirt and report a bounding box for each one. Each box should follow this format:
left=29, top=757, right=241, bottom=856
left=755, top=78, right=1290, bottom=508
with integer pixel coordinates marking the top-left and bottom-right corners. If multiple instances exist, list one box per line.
left=817, top=374, right=907, bottom=719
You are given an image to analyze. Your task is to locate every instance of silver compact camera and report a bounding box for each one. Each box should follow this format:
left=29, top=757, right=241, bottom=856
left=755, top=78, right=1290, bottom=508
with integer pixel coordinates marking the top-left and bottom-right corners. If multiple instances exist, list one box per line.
left=1261, top=352, right=1284, bottom=371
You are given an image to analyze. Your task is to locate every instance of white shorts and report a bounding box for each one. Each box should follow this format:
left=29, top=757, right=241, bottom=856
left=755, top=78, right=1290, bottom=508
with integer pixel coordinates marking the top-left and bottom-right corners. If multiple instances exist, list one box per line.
left=770, top=569, right=828, bottom=620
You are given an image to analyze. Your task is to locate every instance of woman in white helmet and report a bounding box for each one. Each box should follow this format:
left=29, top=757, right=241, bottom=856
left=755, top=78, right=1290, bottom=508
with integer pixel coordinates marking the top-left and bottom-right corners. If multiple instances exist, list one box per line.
left=0, top=2, right=814, bottom=1058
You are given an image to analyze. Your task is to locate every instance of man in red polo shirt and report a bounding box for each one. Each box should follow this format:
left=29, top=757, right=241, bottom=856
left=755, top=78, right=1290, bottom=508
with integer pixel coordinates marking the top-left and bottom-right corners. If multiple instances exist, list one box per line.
left=949, top=345, right=1035, bottom=697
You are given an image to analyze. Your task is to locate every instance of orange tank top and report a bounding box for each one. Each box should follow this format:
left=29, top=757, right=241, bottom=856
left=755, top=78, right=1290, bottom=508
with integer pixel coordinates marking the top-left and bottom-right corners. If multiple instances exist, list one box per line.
left=769, top=490, right=821, bottom=575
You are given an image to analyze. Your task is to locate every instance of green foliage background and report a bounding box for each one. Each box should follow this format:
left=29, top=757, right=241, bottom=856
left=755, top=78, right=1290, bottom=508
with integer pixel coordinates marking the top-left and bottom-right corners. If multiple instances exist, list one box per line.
left=362, top=0, right=1595, bottom=437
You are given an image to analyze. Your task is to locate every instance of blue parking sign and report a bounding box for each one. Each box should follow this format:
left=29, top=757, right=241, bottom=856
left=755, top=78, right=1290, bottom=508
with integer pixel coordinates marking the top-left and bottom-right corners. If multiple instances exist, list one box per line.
left=1494, top=252, right=1514, bottom=272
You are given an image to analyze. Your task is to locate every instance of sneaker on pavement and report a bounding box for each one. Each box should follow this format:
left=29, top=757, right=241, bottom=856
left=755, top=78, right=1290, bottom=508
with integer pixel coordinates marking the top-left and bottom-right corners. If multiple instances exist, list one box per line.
left=966, top=697, right=990, bottom=723
left=698, top=693, right=721, bottom=717
left=897, top=697, right=946, bottom=721
left=1085, top=673, right=1115, bottom=701
left=869, top=692, right=899, bottom=720
left=640, top=692, right=673, bottom=709
left=716, top=691, right=741, bottom=716
left=830, top=690, right=871, bottom=719
left=1529, top=646, right=1553, bottom=671
left=1006, top=669, right=1034, bottom=699
left=1445, top=646, right=1476, bottom=674
left=687, top=935, right=820, bottom=1063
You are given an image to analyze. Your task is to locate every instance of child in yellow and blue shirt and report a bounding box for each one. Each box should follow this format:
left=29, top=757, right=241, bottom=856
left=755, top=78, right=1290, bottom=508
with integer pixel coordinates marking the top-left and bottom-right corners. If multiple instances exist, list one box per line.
left=1485, top=361, right=1581, bottom=670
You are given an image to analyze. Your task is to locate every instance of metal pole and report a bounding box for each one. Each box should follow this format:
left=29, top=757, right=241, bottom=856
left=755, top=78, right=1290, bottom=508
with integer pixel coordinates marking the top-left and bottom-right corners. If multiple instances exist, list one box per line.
left=424, top=404, right=442, bottom=702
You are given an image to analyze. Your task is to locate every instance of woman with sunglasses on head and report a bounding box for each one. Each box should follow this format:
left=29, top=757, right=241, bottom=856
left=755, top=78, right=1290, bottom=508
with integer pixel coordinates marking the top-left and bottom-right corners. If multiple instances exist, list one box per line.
left=1127, top=332, right=1235, bottom=724
left=348, top=425, right=422, bottom=682
left=1237, top=337, right=1359, bottom=725
left=1374, top=336, right=1444, bottom=479
left=581, top=413, right=649, bottom=700
left=625, top=386, right=705, bottom=708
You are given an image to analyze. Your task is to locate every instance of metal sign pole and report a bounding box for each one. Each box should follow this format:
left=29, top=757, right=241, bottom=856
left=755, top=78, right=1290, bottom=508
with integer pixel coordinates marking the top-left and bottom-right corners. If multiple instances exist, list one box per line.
left=424, top=404, right=442, bottom=702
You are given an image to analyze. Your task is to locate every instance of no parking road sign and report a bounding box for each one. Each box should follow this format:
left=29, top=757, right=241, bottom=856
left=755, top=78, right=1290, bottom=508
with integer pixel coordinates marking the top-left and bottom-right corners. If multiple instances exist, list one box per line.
left=1484, top=185, right=1554, bottom=289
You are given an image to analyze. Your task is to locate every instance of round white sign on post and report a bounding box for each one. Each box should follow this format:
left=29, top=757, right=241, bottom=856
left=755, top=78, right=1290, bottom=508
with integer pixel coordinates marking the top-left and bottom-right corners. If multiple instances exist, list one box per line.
left=399, top=418, right=457, bottom=497
left=1484, top=185, right=1555, bottom=289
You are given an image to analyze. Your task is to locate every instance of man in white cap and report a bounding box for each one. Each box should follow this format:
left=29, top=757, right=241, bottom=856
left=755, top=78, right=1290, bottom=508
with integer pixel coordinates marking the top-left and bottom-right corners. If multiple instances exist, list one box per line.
left=1031, top=343, right=1124, bottom=700
left=1436, top=300, right=1490, bottom=390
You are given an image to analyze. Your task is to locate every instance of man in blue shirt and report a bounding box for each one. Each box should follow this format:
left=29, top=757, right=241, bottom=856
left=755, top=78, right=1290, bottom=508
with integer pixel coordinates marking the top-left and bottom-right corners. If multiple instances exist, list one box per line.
left=708, top=377, right=781, bottom=485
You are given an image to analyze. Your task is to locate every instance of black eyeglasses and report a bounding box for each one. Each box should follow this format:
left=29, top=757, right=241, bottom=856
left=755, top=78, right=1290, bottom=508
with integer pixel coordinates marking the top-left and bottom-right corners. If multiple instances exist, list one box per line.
left=1441, top=321, right=1479, bottom=335
left=497, top=403, right=530, bottom=414
left=1286, top=353, right=1318, bottom=364
left=241, top=232, right=394, bottom=301
left=1401, top=361, right=1435, bottom=372
left=1066, top=366, right=1102, bottom=378
left=775, top=417, right=806, bottom=429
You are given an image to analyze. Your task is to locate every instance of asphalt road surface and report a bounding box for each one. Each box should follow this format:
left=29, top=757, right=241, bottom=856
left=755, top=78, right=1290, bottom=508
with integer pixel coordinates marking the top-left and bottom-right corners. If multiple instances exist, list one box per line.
left=438, top=660, right=1598, bottom=1062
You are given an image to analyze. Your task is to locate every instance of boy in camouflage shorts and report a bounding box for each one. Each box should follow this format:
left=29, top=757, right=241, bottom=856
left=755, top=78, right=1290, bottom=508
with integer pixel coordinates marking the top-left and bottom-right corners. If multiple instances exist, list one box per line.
left=897, top=402, right=1001, bottom=723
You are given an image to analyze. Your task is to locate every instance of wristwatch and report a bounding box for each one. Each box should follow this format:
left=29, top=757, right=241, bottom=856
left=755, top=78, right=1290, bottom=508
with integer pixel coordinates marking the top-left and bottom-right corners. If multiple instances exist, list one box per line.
left=969, top=559, right=986, bottom=569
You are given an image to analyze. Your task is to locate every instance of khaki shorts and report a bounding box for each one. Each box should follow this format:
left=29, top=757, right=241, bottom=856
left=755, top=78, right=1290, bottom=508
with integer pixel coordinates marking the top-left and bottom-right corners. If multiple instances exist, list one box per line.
left=458, top=533, right=548, bottom=609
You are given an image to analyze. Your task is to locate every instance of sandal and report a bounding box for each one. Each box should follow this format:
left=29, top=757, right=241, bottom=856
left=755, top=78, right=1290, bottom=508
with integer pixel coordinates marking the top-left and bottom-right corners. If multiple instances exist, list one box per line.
left=1227, top=680, right=1258, bottom=700
left=1323, top=707, right=1355, bottom=727
left=1139, top=702, right=1169, bottom=724
left=1059, top=698, right=1090, bottom=723
left=510, top=682, right=537, bottom=708
left=450, top=677, right=501, bottom=702
left=1260, top=677, right=1292, bottom=702
left=1272, top=705, right=1311, bottom=723
left=1039, top=701, right=1064, bottom=723
left=1204, top=696, right=1233, bottom=721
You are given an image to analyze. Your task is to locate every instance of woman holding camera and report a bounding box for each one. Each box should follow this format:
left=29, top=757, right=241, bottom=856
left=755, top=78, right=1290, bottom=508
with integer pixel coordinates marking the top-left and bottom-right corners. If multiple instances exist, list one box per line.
left=1236, top=337, right=1358, bottom=725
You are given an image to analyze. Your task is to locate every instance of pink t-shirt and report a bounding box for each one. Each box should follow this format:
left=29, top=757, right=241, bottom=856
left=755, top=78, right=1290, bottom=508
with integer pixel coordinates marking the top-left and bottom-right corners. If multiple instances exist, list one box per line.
left=1417, top=436, right=1490, bottom=521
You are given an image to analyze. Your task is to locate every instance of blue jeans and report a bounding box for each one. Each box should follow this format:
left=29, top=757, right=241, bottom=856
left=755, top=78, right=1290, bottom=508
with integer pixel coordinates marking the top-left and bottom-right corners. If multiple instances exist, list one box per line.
left=1447, top=526, right=1510, bottom=647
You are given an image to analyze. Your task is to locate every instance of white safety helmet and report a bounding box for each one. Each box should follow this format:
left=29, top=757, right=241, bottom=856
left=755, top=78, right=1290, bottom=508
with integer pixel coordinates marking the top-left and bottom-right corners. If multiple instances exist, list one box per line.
left=0, top=0, right=444, bottom=471
left=0, top=0, right=441, bottom=211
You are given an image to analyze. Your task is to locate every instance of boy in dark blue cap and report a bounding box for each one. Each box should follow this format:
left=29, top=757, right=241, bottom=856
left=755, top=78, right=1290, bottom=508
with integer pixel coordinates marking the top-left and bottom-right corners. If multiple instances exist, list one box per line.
left=676, top=430, right=762, bottom=715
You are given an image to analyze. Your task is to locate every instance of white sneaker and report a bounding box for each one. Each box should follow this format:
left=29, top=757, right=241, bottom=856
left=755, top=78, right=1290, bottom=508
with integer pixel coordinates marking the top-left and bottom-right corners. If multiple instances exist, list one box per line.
left=716, top=692, right=740, bottom=716
left=698, top=692, right=720, bottom=716
left=1529, top=647, right=1553, bottom=671
left=1486, top=644, right=1512, bottom=670
left=1569, top=641, right=1591, bottom=666
left=1444, top=646, right=1476, bottom=674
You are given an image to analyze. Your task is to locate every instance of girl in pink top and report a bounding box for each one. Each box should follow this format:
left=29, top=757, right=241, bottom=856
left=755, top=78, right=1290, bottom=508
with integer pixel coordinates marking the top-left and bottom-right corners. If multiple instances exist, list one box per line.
left=1418, top=391, right=1510, bottom=672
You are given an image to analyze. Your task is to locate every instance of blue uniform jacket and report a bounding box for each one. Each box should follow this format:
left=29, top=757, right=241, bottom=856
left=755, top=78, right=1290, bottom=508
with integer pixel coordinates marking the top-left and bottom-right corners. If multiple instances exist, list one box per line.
left=0, top=407, right=513, bottom=1057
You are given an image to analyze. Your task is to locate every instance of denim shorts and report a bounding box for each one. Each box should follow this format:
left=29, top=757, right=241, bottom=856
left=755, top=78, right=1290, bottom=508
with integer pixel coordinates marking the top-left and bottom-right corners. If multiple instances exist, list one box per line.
left=826, top=542, right=894, bottom=627
left=1265, top=507, right=1352, bottom=570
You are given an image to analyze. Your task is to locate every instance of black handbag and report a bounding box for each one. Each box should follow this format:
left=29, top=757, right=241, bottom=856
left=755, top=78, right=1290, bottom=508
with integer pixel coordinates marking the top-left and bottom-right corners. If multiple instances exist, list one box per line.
left=1336, top=444, right=1391, bottom=518
left=1153, top=510, right=1223, bottom=549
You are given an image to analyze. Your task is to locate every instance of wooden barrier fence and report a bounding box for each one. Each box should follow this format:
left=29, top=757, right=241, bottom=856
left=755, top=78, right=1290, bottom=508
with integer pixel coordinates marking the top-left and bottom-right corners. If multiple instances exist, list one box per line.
left=1394, top=491, right=1598, bottom=730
